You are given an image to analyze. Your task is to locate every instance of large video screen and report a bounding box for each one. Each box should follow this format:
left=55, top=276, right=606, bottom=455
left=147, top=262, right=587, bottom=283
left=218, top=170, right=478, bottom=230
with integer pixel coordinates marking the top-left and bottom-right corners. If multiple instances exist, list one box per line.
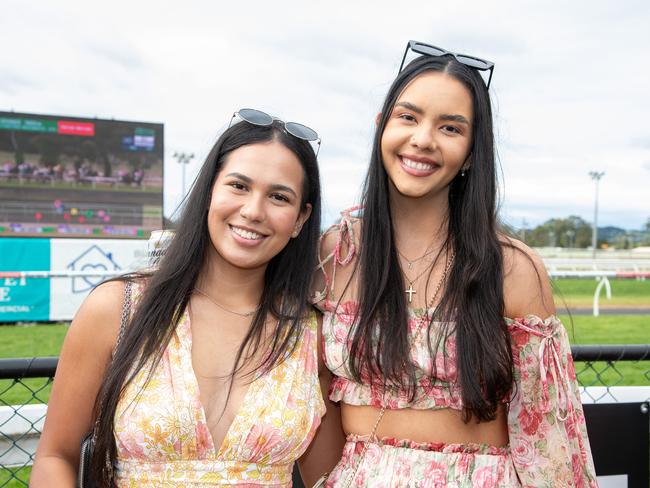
left=0, top=111, right=163, bottom=238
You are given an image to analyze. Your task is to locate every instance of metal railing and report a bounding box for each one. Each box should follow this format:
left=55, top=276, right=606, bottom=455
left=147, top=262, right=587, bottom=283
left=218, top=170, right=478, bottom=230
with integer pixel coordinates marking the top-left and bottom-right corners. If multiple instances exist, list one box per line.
left=1, top=348, right=649, bottom=487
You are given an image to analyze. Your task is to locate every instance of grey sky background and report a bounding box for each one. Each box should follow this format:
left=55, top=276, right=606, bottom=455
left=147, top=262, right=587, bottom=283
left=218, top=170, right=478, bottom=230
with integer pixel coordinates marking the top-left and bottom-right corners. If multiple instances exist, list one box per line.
left=2, top=0, right=649, bottom=230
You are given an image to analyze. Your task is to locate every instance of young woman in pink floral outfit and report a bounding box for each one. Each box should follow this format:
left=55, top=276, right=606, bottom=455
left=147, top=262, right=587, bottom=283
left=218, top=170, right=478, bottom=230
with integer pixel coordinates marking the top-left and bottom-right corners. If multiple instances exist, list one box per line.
left=314, top=41, right=598, bottom=487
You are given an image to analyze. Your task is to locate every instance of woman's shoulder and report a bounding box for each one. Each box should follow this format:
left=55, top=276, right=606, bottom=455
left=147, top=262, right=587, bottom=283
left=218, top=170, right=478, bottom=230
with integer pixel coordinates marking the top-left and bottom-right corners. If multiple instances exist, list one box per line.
left=79, top=279, right=126, bottom=321
left=500, top=235, right=556, bottom=319
left=71, top=278, right=141, bottom=345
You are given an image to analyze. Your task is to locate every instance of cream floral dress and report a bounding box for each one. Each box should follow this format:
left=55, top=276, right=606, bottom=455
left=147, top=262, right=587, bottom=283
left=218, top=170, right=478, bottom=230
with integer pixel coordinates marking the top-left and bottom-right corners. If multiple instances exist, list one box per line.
left=114, top=285, right=325, bottom=487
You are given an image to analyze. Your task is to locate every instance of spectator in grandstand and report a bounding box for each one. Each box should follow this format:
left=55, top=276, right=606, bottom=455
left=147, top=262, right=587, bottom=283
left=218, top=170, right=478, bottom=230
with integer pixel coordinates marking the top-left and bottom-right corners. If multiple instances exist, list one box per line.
left=32, top=110, right=343, bottom=487
left=132, top=168, right=144, bottom=186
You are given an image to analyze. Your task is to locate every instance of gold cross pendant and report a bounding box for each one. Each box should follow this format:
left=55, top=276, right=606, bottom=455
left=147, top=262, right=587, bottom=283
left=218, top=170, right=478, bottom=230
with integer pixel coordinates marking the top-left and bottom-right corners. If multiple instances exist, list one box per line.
left=405, top=285, right=416, bottom=303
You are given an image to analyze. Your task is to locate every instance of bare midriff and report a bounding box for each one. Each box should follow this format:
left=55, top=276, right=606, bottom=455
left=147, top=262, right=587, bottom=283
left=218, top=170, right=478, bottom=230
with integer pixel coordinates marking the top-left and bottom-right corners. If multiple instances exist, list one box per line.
left=341, top=403, right=509, bottom=446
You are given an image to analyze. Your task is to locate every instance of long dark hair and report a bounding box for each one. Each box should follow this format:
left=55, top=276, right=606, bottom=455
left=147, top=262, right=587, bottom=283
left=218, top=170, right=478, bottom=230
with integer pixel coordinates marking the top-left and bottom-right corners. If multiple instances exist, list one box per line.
left=349, top=55, right=512, bottom=422
left=90, top=120, right=321, bottom=484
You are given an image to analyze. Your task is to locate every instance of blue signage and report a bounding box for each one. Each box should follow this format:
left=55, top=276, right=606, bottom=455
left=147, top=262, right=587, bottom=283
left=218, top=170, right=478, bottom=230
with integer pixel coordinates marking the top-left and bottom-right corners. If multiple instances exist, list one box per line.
left=0, top=238, right=50, bottom=321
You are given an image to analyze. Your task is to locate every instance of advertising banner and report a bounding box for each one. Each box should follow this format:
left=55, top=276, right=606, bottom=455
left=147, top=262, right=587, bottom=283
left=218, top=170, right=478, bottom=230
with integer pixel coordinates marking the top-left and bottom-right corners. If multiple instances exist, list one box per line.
left=49, top=239, right=147, bottom=321
left=0, top=110, right=163, bottom=239
left=0, top=238, right=50, bottom=321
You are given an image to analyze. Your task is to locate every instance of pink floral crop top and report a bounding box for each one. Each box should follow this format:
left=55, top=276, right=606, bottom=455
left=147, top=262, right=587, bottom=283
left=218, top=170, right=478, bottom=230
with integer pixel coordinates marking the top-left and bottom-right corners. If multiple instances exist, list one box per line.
left=313, top=207, right=598, bottom=487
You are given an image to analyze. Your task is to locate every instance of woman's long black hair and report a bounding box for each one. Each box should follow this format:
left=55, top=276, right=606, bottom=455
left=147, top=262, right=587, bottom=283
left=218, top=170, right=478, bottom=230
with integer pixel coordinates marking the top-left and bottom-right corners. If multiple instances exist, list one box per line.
left=90, top=120, right=321, bottom=485
left=349, top=55, right=513, bottom=422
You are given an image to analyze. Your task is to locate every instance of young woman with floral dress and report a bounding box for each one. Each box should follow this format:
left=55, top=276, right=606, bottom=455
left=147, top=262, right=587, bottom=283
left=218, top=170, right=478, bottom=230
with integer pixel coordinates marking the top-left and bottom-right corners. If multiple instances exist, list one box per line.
left=314, top=42, right=597, bottom=487
left=32, top=111, right=344, bottom=487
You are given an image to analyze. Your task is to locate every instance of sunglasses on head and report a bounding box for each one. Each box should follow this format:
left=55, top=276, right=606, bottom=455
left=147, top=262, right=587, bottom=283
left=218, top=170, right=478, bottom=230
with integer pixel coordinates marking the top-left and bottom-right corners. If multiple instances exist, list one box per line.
left=230, top=108, right=321, bottom=156
left=399, top=40, right=495, bottom=90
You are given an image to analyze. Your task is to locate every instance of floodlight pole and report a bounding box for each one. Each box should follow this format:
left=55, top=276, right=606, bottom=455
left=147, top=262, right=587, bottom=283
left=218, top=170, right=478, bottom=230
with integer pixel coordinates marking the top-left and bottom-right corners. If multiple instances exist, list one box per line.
left=588, top=171, right=605, bottom=259
left=173, top=152, right=195, bottom=199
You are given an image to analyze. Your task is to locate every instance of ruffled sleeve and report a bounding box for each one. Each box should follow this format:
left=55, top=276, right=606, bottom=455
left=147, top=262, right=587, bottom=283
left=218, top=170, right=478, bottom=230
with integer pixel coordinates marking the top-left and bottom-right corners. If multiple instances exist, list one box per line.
left=506, top=315, right=598, bottom=487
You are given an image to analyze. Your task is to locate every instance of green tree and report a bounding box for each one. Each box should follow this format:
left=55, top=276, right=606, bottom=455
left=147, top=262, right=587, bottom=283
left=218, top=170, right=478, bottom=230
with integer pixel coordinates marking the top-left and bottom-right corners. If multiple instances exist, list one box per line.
left=524, top=216, right=592, bottom=248
left=33, top=134, right=62, bottom=168
left=14, top=149, right=24, bottom=166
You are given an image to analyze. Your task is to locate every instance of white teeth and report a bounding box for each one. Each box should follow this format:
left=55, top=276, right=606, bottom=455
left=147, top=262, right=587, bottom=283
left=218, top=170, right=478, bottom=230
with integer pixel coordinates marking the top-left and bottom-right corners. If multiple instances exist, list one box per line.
left=231, top=226, right=263, bottom=240
left=402, top=157, right=435, bottom=171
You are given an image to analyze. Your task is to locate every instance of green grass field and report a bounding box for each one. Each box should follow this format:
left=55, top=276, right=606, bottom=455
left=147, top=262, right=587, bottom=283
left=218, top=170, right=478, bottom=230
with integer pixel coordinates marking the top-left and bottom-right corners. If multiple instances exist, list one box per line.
left=0, top=466, right=30, bottom=488
left=561, top=314, right=650, bottom=388
left=552, top=277, right=650, bottom=308
left=0, top=324, right=66, bottom=406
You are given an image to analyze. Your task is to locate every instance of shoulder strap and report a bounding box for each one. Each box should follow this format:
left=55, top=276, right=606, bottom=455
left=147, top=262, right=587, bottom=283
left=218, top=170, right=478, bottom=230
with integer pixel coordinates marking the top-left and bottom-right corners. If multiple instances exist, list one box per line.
left=92, top=280, right=133, bottom=435
left=313, top=206, right=361, bottom=304
left=113, top=280, right=133, bottom=356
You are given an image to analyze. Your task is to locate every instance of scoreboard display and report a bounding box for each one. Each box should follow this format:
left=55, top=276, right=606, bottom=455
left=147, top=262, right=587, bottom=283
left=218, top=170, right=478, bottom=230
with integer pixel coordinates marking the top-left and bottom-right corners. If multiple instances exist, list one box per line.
left=0, top=111, right=163, bottom=239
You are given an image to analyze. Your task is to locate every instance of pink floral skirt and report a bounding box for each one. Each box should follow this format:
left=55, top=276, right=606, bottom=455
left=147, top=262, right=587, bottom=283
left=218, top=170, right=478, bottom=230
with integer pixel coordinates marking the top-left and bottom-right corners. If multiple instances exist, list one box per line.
left=325, top=434, right=520, bottom=487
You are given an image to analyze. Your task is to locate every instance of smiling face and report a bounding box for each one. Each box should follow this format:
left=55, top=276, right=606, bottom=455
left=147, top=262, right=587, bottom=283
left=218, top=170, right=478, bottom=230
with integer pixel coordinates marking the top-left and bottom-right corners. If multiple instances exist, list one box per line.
left=380, top=71, right=474, bottom=202
left=206, top=140, right=311, bottom=271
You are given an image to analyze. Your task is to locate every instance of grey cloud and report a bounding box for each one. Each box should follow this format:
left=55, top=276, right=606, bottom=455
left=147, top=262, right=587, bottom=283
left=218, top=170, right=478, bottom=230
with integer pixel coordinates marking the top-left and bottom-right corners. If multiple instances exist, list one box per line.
left=85, top=41, right=147, bottom=72
left=250, top=31, right=394, bottom=70
left=0, top=71, right=41, bottom=95
left=631, top=138, right=650, bottom=150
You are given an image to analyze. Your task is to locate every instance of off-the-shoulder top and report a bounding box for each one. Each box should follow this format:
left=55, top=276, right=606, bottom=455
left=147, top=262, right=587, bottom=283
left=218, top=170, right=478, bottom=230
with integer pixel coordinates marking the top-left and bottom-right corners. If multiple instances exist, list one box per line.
left=314, top=207, right=598, bottom=487
left=114, top=283, right=326, bottom=487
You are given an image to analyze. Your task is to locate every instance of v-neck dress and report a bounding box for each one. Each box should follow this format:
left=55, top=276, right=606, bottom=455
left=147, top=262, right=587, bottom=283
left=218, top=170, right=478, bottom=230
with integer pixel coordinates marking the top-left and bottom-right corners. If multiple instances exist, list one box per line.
left=113, top=291, right=325, bottom=487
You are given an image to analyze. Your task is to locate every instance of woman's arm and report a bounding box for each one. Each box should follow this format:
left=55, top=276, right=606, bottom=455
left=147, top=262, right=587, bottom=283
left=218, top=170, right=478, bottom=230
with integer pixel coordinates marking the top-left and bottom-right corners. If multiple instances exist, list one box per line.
left=30, top=280, right=125, bottom=487
left=502, top=241, right=597, bottom=486
left=298, top=313, right=345, bottom=486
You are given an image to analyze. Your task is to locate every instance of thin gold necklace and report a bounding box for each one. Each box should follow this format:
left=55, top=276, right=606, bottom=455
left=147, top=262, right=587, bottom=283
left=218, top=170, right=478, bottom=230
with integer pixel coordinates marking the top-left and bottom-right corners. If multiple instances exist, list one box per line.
left=397, top=242, right=438, bottom=271
left=193, top=288, right=259, bottom=318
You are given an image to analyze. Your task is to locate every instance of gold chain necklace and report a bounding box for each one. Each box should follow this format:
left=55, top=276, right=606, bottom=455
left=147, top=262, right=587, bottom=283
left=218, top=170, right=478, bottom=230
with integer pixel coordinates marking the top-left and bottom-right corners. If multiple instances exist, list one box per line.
left=193, top=288, right=259, bottom=318
left=413, top=250, right=455, bottom=338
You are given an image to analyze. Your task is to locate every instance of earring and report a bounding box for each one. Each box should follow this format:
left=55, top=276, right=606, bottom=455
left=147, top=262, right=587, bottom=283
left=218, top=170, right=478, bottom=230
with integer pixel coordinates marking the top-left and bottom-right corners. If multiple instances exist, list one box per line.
left=461, top=153, right=472, bottom=178
left=292, top=226, right=300, bottom=238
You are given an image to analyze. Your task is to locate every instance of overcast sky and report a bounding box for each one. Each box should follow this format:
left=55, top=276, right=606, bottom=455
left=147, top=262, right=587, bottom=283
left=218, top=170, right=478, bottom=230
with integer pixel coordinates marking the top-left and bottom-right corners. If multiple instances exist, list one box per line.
left=2, top=0, right=649, bottom=230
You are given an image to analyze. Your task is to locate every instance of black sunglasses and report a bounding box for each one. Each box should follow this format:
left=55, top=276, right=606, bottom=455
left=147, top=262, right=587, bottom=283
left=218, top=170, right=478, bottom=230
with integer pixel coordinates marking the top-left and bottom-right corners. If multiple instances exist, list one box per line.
left=230, top=108, right=321, bottom=156
left=399, top=40, right=495, bottom=90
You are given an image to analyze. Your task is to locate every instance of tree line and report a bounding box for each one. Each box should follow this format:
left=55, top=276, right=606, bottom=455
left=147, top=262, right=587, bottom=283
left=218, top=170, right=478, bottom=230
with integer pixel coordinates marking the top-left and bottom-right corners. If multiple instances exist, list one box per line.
left=506, top=216, right=650, bottom=249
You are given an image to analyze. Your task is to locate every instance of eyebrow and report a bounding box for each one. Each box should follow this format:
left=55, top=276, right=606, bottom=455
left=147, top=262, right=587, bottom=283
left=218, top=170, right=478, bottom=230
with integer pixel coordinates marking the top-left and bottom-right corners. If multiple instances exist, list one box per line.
left=394, top=102, right=470, bottom=126
left=225, top=172, right=298, bottom=198
left=395, top=101, right=424, bottom=114
left=440, top=114, right=470, bottom=126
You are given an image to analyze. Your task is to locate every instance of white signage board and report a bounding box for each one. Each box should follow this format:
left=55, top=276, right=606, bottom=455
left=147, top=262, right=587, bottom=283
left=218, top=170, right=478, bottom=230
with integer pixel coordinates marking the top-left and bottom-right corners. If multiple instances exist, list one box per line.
left=49, top=239, right=148, bottom=321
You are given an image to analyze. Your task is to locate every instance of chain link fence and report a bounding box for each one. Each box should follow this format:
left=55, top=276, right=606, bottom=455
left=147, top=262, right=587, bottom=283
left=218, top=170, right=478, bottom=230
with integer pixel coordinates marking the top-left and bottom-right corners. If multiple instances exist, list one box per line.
left=0, top=358, right=57, bottom=487
left=1, top=349, right=649, bottom=487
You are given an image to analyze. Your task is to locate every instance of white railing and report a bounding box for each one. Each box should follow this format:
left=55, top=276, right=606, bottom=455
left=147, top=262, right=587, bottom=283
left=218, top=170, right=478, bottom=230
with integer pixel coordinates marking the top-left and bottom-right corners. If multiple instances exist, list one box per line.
left=3, top=267, right=648, bottom=318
